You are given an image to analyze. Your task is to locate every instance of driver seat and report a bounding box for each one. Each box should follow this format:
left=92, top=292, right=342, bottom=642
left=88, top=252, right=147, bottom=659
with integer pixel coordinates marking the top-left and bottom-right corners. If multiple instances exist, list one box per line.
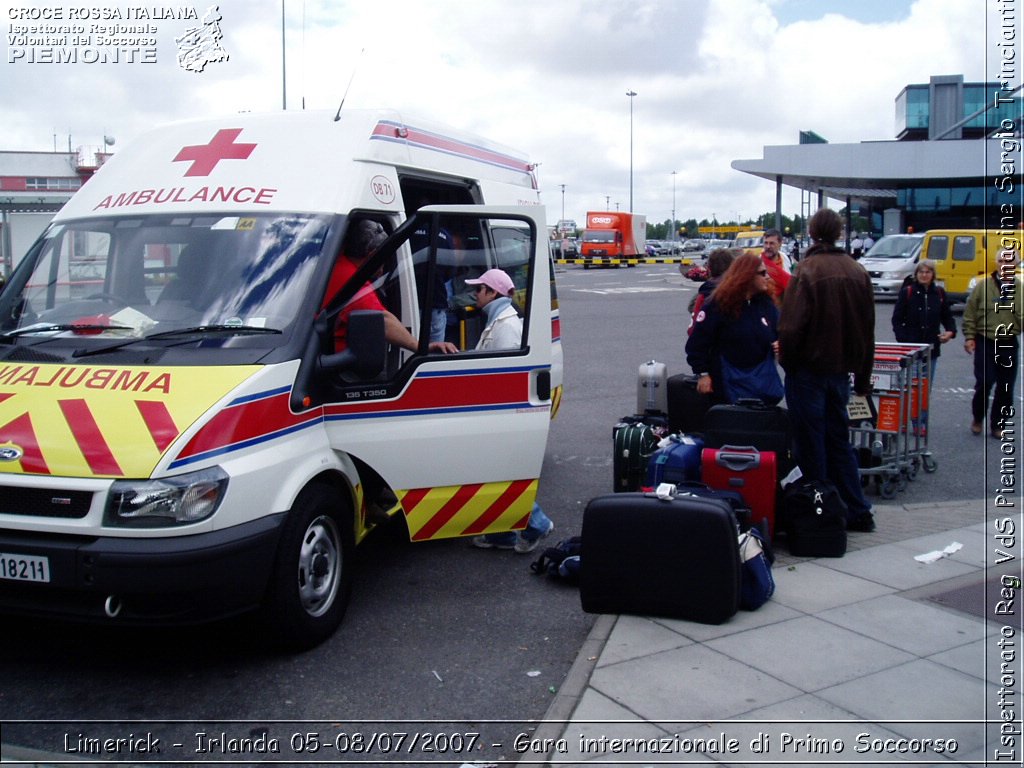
left=158, top=246, right=213, bottom=308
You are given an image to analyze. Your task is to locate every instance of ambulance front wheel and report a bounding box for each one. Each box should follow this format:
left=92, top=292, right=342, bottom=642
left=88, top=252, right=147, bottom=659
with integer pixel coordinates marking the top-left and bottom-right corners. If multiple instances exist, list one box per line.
left=265, top=484, right=354, bottom=651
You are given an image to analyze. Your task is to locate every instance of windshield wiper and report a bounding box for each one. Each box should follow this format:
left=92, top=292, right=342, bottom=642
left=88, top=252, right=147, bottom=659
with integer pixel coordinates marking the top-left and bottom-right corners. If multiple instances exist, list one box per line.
left=1, top=323, right=132, bottom=340
left=144, top=324, right=283, bottom=340
left=71, top=324, right=282, bottom=358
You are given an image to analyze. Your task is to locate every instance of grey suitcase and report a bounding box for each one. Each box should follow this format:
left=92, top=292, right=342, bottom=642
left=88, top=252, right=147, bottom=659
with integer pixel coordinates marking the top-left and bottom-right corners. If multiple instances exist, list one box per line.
left=637, top=360, right=668, bottom=416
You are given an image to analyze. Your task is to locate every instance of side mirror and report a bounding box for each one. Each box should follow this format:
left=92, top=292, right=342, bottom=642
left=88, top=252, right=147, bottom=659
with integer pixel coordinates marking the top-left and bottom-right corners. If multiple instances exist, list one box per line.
left=318, top=310, right=386, bottom=378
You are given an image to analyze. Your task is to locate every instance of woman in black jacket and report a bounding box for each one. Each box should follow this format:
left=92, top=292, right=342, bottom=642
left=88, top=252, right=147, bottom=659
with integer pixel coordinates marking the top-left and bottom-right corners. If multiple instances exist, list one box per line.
left=891, top=258, right=957, bottom=380
left=687, top=252, right=782, bottom=405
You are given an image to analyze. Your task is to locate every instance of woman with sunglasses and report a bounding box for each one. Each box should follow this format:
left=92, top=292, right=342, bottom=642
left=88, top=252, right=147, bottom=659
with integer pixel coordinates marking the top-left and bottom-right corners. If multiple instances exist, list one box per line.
left=686, top=251, right=783, bottom=405
left=465, top=268, right=523, bottom=351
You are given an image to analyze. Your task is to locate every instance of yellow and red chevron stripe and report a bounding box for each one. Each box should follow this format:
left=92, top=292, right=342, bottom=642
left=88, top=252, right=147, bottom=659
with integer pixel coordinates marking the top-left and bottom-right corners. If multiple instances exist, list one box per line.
left=0, top=363, right=258, bottom=477
left=0, top=362, right=550, bottom=480
left=399, top=479, right=537, bottom=541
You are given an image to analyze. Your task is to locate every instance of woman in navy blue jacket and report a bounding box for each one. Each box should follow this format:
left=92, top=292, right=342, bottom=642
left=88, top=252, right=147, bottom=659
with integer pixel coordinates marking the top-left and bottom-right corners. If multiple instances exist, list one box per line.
left=686, top=252, right=782, bottom=404
left=891, top=259, right=956, bottom=379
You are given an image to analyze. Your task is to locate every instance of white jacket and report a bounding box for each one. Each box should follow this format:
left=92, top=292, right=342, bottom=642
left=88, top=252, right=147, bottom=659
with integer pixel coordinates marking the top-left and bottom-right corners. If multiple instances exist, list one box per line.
left=476, top=303, right=522, bottom=351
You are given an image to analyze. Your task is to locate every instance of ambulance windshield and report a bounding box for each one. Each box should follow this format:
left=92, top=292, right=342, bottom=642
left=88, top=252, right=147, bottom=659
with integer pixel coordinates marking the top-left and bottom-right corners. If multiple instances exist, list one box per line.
left=0, top=213, right=331, bottom=348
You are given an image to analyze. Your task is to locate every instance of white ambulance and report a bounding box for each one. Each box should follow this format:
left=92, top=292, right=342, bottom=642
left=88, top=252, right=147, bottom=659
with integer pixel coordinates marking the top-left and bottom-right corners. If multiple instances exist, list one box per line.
left=0, top=109, right=563, bottom=649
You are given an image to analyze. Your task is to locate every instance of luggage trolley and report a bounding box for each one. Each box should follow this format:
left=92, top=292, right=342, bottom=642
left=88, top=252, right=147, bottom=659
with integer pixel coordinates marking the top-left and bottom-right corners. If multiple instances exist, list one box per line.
left=849, top=343, right=935, bottom=499
left=882, top=342, right=937, bottom=479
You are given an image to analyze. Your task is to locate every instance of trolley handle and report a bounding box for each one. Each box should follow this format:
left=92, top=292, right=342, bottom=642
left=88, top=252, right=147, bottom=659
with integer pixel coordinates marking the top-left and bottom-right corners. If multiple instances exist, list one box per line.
left=714, top=445, right=762, bottom=471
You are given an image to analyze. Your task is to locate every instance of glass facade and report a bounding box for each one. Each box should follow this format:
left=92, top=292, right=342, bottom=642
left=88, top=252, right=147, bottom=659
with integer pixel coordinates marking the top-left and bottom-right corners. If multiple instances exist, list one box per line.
left=964, top=84, right=1019, bottom=131
left=896, top=80, right=1021, bottom=139
left=897, top=185, right=1001, bottom=212
left=895, top=85, right=930, bottom=135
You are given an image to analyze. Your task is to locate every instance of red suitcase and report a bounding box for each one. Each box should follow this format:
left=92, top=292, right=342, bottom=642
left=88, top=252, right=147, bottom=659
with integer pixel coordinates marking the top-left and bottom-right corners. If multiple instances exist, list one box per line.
left=701, top=445, right=778, bottom=539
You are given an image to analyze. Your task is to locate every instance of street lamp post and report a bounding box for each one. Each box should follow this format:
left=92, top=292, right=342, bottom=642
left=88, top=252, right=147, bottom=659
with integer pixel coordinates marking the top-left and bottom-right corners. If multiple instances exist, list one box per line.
left=626, top=90, right=636, bottom=213
left=671, top=170, right=677, bottom=242
left=559, top=184, right=566, bottom=224
left=281, top=0, right=287, bottom=109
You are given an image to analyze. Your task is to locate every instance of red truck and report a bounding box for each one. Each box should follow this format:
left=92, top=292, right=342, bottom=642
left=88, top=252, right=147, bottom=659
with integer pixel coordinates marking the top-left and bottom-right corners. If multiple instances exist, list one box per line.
left=580, top=211, right=647, bottom=268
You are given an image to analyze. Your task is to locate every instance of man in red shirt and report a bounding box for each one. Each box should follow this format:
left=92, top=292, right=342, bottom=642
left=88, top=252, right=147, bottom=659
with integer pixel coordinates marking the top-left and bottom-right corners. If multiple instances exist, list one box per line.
left=325, top=220, right=456, bottom=355
left=760, top=228, right=791, bottom=306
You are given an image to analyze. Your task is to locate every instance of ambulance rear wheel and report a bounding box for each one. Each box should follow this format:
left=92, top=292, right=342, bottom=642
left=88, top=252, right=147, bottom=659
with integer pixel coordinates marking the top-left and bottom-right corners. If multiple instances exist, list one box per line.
left=265, top=484, right=354, bottom=651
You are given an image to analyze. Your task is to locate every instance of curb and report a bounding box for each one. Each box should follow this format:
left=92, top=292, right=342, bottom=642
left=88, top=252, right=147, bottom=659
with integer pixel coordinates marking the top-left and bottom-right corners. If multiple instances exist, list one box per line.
left=517, top=613, right=616, bottom=766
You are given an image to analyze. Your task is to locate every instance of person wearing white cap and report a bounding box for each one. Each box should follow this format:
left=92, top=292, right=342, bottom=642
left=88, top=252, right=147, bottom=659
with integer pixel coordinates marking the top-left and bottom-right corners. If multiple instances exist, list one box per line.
left=464, top=268, right=555, bottom=553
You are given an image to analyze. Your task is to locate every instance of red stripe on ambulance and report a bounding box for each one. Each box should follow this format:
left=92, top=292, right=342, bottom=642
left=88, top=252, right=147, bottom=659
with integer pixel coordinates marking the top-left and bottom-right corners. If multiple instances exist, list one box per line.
left=136, top=400, right=180, bottom=452
left=58, top=399, right=123, bottom=476
left=409, top=483, right=482, bottom=542
left=176, top=370, right=532, bottom=462
left=0, top=411, right=50, bottom=474
left=370, top=121, right=532, bottom=175
left=459, top=479, right=533, bottom=536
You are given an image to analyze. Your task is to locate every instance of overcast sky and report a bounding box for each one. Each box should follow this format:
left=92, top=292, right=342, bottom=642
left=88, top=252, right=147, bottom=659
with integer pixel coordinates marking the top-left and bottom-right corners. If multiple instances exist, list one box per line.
left=2, top=0, right=1014, bottom=229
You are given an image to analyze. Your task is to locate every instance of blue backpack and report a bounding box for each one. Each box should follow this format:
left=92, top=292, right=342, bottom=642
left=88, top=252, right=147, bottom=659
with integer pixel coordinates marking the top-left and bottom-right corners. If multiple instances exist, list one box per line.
left=530, top=536, right=582, bottom=585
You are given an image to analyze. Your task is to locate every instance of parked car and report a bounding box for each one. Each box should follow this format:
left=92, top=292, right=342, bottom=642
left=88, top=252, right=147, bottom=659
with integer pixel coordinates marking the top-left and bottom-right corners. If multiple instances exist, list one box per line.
left=560, top=238, right=579, bottom=258
left=644, top=239, right=669, bottom=256
left=679, top=239, right=707, bottom=267
left=859, top=233, right=924, bottom=298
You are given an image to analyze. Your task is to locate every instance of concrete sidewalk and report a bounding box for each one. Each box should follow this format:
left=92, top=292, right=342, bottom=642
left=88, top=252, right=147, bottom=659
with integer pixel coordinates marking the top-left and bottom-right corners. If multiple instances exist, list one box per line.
left=528, top=497, right=1007, bottom=767
left=1, top=498, right=1010, bottom=767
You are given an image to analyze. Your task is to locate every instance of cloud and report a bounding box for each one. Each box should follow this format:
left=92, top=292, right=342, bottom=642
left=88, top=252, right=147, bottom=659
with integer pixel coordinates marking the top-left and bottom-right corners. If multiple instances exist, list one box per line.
left=1, top=0, right=1005, bottom=227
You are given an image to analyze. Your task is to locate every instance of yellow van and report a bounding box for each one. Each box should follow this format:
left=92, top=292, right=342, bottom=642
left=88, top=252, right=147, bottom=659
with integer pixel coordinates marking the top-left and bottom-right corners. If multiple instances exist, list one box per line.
left=734, top=229, right=765, bottom=256
left=922, top=229, right=1022, bottom=302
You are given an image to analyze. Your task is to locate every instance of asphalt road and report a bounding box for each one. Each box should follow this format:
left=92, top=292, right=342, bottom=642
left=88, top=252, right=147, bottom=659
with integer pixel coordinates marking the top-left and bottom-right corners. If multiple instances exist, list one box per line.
left=0, top=261, right=1000, bottom=766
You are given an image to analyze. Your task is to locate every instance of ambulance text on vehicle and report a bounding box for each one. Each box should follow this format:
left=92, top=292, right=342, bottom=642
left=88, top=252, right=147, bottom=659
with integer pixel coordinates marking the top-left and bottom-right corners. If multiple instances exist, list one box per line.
left=0, top=109, right=563, bottom=649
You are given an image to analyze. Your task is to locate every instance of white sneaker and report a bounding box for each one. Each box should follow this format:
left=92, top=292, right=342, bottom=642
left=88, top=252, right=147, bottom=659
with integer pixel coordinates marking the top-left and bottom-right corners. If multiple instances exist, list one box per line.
left=472, top=535, right=514, bottom=550
left=514, top=520, right=554, bottom=554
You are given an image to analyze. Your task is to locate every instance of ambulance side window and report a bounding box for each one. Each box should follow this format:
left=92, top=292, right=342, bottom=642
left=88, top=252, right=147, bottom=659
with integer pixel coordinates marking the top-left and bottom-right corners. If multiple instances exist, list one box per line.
left=415, top=214, right=535, bottom=353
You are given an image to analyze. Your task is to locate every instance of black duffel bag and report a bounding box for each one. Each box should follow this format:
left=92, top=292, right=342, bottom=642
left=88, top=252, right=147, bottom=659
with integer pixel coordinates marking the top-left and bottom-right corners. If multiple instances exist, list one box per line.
left=782, top=479, right=848, bottom=557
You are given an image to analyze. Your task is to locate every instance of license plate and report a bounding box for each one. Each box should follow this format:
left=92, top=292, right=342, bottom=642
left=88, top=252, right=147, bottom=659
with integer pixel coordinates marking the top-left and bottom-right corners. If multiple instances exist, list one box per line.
left=0, top=552, right=51, bottom=583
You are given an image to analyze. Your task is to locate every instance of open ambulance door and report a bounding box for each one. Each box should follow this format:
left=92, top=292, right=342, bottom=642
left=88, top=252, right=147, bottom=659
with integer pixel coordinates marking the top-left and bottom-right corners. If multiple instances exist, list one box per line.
left=316, top=205, right=554, bottom=542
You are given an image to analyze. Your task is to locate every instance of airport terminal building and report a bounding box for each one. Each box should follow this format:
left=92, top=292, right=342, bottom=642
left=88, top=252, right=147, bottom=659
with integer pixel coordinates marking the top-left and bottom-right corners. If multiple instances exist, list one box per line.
left=732, top=75, right=1022, bottom=236
left=0, top=145, right=109, bottom=274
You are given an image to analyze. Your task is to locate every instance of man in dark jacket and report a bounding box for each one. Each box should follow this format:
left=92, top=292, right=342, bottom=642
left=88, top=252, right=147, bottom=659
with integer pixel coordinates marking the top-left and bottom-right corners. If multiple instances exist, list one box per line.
left=779, top=208, right=876, bottom=532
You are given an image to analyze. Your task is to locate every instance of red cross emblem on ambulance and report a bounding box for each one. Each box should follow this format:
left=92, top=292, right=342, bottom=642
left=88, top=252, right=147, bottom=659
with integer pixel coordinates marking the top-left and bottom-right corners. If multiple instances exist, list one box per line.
left=173, top=128, right=257, bottom=177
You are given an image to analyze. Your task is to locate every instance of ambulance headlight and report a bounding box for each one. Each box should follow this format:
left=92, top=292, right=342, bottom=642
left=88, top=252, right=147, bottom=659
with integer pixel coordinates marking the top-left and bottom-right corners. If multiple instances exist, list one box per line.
left=105, top=467, right=229, bottom=527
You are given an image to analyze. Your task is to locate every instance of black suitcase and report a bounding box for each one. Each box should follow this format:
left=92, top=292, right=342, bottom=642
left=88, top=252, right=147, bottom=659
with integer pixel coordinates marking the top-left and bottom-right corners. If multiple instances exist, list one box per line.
left=703, top=399, right=794, bottom=475
left=667, top=373, right=712, bottom=434
left=580, top=492, right=741, bottom=624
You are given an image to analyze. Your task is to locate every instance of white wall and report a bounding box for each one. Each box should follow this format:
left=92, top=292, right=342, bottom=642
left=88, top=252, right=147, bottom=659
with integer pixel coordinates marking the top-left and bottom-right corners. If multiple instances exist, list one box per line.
left=2, top=211, right=53, bottom=275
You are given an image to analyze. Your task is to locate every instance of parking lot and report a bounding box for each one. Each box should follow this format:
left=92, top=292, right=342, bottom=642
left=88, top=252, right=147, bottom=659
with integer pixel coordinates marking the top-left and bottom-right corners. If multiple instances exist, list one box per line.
left=0, top=260, right=999, bottom=764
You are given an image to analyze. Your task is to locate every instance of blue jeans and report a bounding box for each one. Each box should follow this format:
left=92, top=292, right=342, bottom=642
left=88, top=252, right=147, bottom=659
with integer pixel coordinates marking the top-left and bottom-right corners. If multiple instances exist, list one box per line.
left=481, top=503, right=552, bottom=546
left=786, top=370, right=871, bottom=519
left=429, top=308, right=447, bottom=343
